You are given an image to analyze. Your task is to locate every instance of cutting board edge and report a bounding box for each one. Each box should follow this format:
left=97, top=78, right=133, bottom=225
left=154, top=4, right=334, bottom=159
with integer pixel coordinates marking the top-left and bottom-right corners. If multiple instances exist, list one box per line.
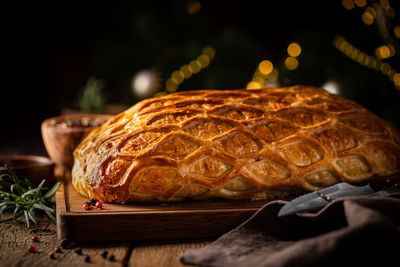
left=56, top=208, right=255, bottom=242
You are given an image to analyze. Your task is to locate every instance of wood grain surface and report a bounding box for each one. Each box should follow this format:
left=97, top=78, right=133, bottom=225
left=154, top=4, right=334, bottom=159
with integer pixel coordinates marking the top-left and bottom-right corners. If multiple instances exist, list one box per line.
left=0, top=176, right=276, bottom=266
left=57, top=182, right=272, bottom=242
left=0, top=216, right=209, bottom=266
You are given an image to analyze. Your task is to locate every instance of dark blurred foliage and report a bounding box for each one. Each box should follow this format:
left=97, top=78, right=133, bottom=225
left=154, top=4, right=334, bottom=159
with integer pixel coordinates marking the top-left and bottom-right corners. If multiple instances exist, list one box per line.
left=1, top=0, right=399, bottom=155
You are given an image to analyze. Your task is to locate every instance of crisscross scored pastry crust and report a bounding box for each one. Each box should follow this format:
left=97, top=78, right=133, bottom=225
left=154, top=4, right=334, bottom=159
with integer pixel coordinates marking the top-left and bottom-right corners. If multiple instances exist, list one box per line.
left=72, top=86, right=400, bottom=202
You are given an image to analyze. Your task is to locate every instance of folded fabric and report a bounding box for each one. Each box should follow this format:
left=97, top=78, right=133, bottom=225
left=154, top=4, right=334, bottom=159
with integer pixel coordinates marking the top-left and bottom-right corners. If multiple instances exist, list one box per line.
left=180, top=191, right=400, bottom=267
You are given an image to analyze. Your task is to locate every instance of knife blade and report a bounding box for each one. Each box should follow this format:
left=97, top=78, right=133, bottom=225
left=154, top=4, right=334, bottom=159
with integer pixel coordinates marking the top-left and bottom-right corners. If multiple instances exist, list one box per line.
left=277, top=182, right=374, bottom=217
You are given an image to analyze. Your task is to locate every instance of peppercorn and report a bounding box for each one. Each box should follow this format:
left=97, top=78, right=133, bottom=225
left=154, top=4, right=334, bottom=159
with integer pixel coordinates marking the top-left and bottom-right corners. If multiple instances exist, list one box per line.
left=84, top=255, right=91, bottom=262
left=89, top=199, right=96, bottom=206
left=49, top=253, right=56, bottom=259
left=108, top=253, right=115, bottom=261
left=74, top=247, right=82, bottom=255
left=28, top=246, right=37, bottom=253
left=55, top=246, right=62, bottom=253
left=101, top=250, right=108, bottom=258
left=95, top=201, right=102, bottom=209
left=32, top=235, right=39, bottom=242
left=83, top=202, right=91, bottom=210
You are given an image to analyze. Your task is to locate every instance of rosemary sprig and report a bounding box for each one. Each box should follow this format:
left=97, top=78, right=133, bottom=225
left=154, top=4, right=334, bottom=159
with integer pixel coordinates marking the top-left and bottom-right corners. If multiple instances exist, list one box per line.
left=0, top=165, right=61, bottom=228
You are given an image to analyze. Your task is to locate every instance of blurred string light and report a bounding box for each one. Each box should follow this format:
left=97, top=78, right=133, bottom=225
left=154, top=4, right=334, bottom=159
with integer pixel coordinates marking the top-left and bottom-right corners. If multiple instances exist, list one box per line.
left=342, top=0, right=396, bottom=24
left=187, top=0, right=201, bottom=15
left=246, top=60, right=279, bottom=89
left=246, top=42, right=301, bottom=89
left=381, top=0, right=396, bottom=18
left=333, top=35, right=400, bottom=89
left=164, top=45, right=215, bottom=93
left=284, top=42, right=301, bottom=71
left=340, top=0, right=400, bottom=90
left=362, top=7, right=376, bottom=25
left=375, top=45, right=395, bottom=59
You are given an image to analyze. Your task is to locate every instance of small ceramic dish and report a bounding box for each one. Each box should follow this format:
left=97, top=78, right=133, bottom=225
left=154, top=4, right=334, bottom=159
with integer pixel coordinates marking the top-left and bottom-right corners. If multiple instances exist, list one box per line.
left=41, top=114, right=113, bottom=178
left=0, top=155, right=55, bottom=186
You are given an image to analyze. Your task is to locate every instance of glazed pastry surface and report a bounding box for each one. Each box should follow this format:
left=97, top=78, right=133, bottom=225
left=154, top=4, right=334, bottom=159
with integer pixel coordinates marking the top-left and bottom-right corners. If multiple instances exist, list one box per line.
left=72, top=86, right=400, bottom=202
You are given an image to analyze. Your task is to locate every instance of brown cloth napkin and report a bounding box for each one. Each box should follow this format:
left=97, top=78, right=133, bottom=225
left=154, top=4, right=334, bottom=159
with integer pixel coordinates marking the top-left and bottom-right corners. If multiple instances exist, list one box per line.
left=180, top=191, right=400, bottom=267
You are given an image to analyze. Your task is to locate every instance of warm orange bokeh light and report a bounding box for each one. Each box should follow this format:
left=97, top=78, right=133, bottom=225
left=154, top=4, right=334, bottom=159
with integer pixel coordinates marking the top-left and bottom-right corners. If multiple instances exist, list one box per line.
left=393, top=73, right=400, bottom=87
left=284, top=57, right=299, bottom=70
left=246, top=81, right=262, bottom=89
left=287, top=42, right=301, bottom=57
left=258, top=60, right=273, bottom=75
left=375, top=45, right=391, bottom=59
left=362, top=11, right=374, bottom=25
left=342, top=0, right=355, bottom=10
left=354, top=0, right=366, bottom=7
left=394, top=26, right=400, bottom=39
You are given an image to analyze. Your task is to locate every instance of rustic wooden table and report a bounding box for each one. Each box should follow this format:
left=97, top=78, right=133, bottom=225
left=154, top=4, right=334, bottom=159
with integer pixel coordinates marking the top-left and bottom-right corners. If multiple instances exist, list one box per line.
left=0, top=142, right=212, bottom=267
left=0, top=216, right=210, bottom=266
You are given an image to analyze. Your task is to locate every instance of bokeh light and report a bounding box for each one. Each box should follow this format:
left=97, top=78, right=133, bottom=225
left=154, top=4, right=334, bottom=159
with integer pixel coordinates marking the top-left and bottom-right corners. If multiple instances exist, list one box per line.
left=132, top=70, right=160, bottom=98
left=269, top=69, right=279, bottom=81
left=395, top=26, right=400, bottom=38
left=187, top=0, right=201, bottom=15
left=258, top=60, right=273, bottom=75
left=381, top=63, right=391, bottom=75
left=189, top=60, right=202, bottom=74
left=354, top=0, right=366, bottom=7
left=380, top=0, right=390, bottom=9
left=246, top=81, right=262, bottom=89
left=171, top=70, right=184, bottom=84
left=375, top=45, right=391, bottom=59
left=202, top=46, right=215, bottom=60
left=366, top=7, right=377, bottom=18
left=164, top=45, right=215, bottom=93
left=287, top=42, right=301, bottom=57
left=386, top=7, right=396, bottom=18
left=252, top=75, right=264, bottom=86
left=393, top=73, right=400, bottom=87
left=284, top=57, right=299, bottom=70
left=180, top=65, right=192, bottom=78
left=342, top=0, right=355, bottom=10
left=322, top=80, right=340, bottom=94
left=362, top=11, right=374, bottom=25
left=197, top=54, right=210, bottom=68
left=165, top=78, right=178, bottom=93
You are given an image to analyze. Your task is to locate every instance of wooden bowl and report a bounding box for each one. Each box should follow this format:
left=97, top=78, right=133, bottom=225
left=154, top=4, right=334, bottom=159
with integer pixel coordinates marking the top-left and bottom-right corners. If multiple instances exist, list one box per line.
left=0, top=155, right=55, bottom=186
left=41, top=114, right=113, bottom=178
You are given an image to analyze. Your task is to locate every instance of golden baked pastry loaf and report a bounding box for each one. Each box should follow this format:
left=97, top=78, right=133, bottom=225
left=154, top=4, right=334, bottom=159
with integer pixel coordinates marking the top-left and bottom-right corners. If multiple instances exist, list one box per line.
left=72, top=86, right=400, bottom=202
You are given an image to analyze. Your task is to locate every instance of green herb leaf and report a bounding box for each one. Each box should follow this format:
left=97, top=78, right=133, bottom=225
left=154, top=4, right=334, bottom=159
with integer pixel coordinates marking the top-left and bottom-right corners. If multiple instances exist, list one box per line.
left=24, top=210, right=30, bottom=228
left=44, top=210, right=56, bottom=221
left=21, top=188, right=37, bottom=199
left=33, top=203, right=54, bottom=213
left=0, top=165, right=59, bottom=228
left=27, top=210, right=37, bottom=224
left=13, top=206, right=20, bottom=218
left=44, top=182, right=61, bottom=199
left=5, top=165, right=20, bottom=185
left=36, top=180, right=46, bottom=194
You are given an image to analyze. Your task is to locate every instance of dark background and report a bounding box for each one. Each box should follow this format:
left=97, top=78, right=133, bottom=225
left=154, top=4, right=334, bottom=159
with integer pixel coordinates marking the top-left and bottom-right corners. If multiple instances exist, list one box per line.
left=2, top=0, right=400, bottom=156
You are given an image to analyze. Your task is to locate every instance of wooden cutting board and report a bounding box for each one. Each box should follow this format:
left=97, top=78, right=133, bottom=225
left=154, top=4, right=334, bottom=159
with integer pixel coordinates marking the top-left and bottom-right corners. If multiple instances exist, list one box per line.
left=56, top=182, right=275, bottom=242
